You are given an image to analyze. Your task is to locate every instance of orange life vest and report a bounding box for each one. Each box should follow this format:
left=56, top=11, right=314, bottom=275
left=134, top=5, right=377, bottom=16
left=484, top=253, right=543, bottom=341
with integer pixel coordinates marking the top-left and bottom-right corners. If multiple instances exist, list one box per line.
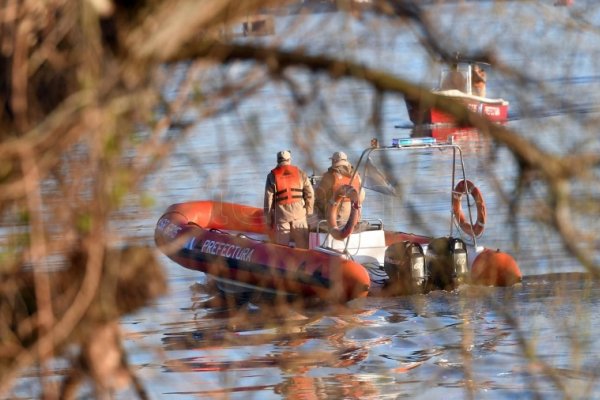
left=272, top=165, right=304, bottom=205
left=331, top=172, right=361, bottom=202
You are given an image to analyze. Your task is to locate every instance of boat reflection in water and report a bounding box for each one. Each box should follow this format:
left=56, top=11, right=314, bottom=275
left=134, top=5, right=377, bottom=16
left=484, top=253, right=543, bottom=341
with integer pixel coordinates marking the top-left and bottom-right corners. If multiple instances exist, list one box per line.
left=148, top=265, right=598, bottom=399
left=160, top=283, right=382, bottom=398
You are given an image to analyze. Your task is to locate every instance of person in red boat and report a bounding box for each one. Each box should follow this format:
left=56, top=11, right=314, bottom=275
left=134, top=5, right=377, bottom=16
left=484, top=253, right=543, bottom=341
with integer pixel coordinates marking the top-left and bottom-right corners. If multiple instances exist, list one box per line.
left=471, top=64, right=487, bottom=97
left=315, top=151, right=365, bottom=227
left=264, top=150, right=314, bottom=248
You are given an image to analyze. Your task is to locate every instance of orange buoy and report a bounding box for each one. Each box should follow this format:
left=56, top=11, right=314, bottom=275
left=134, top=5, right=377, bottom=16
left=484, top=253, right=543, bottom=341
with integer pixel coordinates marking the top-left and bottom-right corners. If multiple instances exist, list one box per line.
left=471, top=249, right=522, bottom=287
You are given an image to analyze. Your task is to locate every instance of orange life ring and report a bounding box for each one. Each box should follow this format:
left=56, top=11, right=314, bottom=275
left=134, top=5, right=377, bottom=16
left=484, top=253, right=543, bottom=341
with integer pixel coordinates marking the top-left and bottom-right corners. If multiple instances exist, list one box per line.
left=327, top=184, right=361, bottom=240
left=452, top=179, right=486, bottom=237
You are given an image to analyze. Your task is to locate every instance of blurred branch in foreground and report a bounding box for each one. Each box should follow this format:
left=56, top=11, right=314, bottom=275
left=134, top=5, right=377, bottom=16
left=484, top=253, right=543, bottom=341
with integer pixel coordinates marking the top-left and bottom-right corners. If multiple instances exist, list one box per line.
left=0, top=0, right=599, bottom=397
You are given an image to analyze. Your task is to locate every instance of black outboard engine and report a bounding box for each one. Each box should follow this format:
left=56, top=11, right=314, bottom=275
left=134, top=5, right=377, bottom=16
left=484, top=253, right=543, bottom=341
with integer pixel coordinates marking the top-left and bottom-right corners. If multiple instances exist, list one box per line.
left=383, top=241, right=426, bottom=295
left=425, top=236, right=468, bottom=291
left=449, top=237, right=468, bottom=282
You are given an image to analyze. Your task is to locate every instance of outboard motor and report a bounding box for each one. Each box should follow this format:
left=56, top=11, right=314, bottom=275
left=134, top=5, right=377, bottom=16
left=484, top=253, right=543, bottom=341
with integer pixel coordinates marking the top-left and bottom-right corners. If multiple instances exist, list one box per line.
left=425, top=236, right=468, bottom=291
left=449, top=237, right=468, bottom=282
left=383, top=241, right=426, bottom=295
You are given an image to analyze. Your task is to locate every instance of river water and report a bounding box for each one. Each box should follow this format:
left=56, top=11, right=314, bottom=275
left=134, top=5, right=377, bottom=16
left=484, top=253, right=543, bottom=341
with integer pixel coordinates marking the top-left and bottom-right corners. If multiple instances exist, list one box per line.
left=13, top=2, right=600, bottom=399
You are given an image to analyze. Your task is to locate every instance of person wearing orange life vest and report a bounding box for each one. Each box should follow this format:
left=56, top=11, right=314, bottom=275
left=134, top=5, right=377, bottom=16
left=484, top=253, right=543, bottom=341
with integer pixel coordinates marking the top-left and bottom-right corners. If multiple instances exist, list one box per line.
left=315, top=151, right=365, bottom=225
left=264, top=150, right=314, bottom=249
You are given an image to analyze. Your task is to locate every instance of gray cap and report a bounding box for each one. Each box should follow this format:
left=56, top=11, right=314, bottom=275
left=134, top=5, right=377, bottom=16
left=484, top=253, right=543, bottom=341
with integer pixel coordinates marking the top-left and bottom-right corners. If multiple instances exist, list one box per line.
left=277, top=150, right=291, bottom=164
left=330, top=151, right=348, bottom=166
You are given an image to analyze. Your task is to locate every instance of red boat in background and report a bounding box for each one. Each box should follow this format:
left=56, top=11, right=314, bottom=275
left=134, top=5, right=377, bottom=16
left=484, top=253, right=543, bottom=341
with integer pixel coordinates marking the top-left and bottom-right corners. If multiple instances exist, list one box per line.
left=554, top=0, right=573, bottom=6
left=405, top=61, right=509, bottom=126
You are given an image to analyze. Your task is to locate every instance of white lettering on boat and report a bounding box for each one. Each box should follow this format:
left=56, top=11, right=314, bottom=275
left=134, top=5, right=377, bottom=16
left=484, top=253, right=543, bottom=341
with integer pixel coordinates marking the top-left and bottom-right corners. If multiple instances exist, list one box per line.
left=200, top=240, right=255, bottom=262
left=158, top=218, right=182, bottom=239
left=466, top=103, right=501, bottom=117
left=483, top=106, right=500, bottom=116
left=466, top=103, right=478, bottom=113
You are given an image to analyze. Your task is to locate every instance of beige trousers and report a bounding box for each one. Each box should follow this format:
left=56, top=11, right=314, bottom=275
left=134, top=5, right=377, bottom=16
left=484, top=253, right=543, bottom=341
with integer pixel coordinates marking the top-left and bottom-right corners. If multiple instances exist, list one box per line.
left=275, top=218, right=309, bottom=249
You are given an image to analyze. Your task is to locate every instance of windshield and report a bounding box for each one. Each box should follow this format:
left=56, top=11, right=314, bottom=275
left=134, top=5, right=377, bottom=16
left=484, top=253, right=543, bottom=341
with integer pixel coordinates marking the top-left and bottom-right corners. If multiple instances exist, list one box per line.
left=439, top=63, right=473, bottom=94
left=355, top=143, right=468, bottom=239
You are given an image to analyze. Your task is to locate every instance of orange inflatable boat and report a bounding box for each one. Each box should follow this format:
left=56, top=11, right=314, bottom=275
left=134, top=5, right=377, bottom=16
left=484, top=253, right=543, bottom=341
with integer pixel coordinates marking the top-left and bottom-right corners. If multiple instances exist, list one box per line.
left=155, top=139, right=524, bottom=302
left=155, top=201, right=371, bottom=303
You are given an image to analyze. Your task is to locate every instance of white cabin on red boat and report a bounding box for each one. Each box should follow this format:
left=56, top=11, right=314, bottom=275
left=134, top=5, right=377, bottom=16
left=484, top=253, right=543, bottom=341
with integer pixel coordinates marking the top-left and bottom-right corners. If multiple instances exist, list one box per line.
left=405, top=61, right=509, bottom=126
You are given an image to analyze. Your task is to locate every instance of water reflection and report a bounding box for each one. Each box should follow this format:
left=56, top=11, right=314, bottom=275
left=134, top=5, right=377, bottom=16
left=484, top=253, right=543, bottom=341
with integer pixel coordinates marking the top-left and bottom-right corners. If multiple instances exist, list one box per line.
left=128, top=271, right=600, bottom=399
left=162, top=280, right=375, bottom=361
left=163, top=281, right=472, bottom=387
left=275, top=373, right=379, bottom=399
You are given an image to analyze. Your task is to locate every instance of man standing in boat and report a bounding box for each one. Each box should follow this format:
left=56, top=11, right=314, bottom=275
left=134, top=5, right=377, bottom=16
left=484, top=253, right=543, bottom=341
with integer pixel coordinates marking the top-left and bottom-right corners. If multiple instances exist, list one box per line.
left=264, top=150, right=314, bottom=249
left=471, top=64, right=487, bottom=97
left=314, top=151, right=365, bottom=227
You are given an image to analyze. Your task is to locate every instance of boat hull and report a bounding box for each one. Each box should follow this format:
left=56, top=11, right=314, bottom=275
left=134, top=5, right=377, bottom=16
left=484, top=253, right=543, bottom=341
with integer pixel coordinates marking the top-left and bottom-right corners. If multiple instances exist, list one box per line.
left=155, top=201, right=371, bottom=303
left=155, top=201, right=522, bottom=301
left=405, top=93, right=509, bottom=125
